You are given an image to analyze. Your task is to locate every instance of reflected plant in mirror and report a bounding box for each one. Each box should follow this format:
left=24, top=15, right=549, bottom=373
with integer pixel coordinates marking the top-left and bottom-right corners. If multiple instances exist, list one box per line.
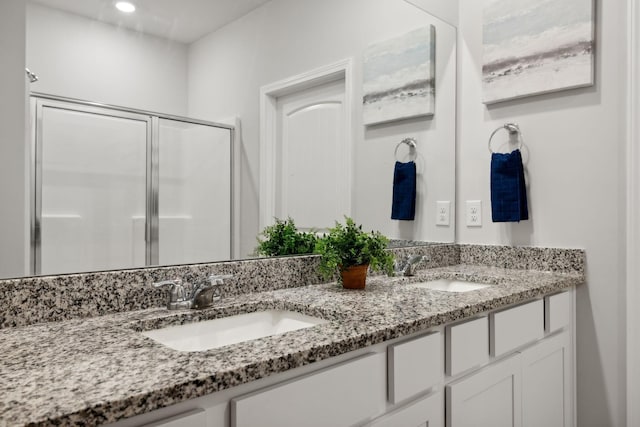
left=255, top=217, right=318, bottom=257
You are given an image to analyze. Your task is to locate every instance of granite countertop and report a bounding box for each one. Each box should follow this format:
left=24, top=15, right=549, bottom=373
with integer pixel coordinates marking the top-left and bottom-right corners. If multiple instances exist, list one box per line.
left=0, top=264, right=584, bottom=427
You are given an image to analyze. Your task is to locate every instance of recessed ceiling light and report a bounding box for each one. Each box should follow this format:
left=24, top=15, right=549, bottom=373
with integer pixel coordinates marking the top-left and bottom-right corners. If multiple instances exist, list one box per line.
left=115, top=2, right=136, bottom=13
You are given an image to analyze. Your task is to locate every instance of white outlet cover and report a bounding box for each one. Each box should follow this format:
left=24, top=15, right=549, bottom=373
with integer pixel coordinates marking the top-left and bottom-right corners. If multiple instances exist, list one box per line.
left=466, top=200, right=482, bottom=227
left=436, top=201, right=451, bottom=226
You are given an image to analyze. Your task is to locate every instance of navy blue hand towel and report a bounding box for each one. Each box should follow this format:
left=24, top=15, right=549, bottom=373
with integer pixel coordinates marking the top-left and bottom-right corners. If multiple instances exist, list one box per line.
left=391, top=161, right=416, bottom=221
left=490, top=149, right=529, bottom=222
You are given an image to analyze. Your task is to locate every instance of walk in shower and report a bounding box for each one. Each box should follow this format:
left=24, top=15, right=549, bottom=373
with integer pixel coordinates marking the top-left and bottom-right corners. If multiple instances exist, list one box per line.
left=30, top=94, right=233, bottom=276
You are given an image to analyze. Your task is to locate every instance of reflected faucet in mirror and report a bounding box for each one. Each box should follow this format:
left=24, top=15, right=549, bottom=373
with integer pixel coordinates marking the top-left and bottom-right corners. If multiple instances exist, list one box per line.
left=394, top=255, right=427, bottom=276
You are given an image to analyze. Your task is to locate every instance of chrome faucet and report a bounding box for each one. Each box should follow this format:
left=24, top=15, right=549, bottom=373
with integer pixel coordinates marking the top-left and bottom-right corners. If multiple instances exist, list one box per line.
left=153, top=279, right=191, bottom=310
left=153, top=274, right=233, bottom=310
left=395, top=255, right=426, bottom=276
left=191, top=274, right=233, bottom=309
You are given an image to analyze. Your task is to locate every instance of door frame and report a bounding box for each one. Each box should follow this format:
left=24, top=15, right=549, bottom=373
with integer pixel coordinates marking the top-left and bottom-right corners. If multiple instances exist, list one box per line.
left=259, top=58, right=354, bottom=230
left=627, top=0, right=640, bottom=424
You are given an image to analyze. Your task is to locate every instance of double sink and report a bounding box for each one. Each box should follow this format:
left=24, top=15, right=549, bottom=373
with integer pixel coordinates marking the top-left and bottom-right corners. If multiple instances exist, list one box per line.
left=142, top=278, right=492, bottom=352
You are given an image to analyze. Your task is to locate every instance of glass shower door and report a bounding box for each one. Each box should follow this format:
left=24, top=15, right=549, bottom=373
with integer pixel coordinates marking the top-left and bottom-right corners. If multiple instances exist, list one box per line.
left=156, top=118, right=232, bottom=265
left=36, top=102, right=149, bottom=275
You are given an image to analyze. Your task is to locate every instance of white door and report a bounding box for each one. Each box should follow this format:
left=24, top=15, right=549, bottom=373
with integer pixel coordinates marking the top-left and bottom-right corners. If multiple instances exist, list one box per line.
left=275, top=78, right=349, bottom=232
left=521, top=331, right=572, bottom=427
left=447, top=354, right=522, bottom=427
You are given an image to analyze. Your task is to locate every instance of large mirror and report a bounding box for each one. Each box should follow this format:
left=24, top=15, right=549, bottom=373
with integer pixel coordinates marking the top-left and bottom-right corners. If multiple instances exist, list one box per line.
left=0, top=0, right=457, bottom=279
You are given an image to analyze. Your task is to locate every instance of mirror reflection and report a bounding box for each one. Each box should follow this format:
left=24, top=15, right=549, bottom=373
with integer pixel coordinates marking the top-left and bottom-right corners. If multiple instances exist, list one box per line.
left=4, top=0, right=457, bottom=279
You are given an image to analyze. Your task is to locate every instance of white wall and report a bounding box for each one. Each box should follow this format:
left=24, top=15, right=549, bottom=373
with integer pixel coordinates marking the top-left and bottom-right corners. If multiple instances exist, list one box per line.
left=628, top=2, right=640, bottom=424
left=457, top=1, right=627, bottom=426
left=26, top=3, right=189, bottom=116
left=188, top=0, right=457, bottom=257
left=405, top=0, right=458, bottom=27
left=0, top=1, right=28, bottom=279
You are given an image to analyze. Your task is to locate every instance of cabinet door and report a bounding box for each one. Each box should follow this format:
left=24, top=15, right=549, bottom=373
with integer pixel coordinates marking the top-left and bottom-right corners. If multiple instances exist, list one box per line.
left=232, top=353, right=385, bottom=427
left=521, top=331, right=572, bottom=427
left=447, top=354, right=522, bottom=427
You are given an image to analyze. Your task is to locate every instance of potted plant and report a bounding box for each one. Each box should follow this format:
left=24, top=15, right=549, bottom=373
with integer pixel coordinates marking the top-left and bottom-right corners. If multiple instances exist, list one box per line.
left=315, top=217, right=394, bottom=289
left=255, top=217, right=318, bottom=257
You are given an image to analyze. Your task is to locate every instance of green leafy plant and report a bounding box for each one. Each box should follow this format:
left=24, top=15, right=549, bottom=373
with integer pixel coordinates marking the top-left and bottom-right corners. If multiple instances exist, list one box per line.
left=255, top=217, right=318, bottom=257
left=315, top=217, right=395, bottom=280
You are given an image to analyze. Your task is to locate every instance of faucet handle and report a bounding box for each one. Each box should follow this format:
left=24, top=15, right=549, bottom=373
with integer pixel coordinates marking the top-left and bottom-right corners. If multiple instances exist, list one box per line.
left=152, top=279, right=186, bottom=303
left=207, top=274, right=233, bottom=285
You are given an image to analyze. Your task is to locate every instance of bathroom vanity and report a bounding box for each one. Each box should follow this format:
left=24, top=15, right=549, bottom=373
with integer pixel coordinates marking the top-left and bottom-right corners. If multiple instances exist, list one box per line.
left=0, top=244, right=584, bottom=427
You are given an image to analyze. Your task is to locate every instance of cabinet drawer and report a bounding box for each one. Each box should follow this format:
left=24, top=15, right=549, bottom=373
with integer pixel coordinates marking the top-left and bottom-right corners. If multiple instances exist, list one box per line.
left=388, top=332, right=442, bottom=404
left=490, top=300, right=544, bottom=357
left=231, top=353, right=384, bottom=427
left=446, top=316, right=489, bottom=376
left=368, top=391, right=443, bottom=427
left=141, top=409, right=206, bottom=427
left=545, top=291, right=571, bottom=333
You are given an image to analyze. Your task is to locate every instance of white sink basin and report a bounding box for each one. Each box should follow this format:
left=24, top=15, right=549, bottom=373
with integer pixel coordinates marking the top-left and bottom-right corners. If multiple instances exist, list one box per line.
left=408, top=279, right=492, bottom=293
left=142, top=310, right=328, bottom=352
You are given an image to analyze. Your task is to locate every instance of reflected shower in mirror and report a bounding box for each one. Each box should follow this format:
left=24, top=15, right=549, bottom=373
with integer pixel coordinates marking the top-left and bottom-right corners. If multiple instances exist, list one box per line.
left=32, top=96, right=233, bottom=276
left=0, top=0, right=458, bottom=279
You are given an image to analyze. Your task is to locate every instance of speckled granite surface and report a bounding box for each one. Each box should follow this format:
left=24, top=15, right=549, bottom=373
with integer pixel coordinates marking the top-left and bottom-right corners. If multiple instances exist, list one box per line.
left=0, top=244, right=459, bottom=329
left=459, top=244, right=585, bottom=274
left=0, top=260, right=584, bottom=427
left=0, top=255, right=326, bottom=329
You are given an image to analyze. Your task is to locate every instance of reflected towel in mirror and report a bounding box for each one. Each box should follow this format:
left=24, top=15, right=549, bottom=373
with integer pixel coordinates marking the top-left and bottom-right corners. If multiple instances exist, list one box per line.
left=490, top=149, right=528, bottom=222
left=391, top=161, right=416, bottom=221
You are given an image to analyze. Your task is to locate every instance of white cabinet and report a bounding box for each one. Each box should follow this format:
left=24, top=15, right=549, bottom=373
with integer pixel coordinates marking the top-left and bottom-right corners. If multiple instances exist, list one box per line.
left=490, top=300, right=544, bottom=357
left=521, top=331, right=572, bottom=427
left=447, top=354, right=522, bottom=427
left=446, top=316, right=488, bottom=376
left=447, top=330, right=573, bottom=427
left=368, top=391, right=443, bottom=427
left=545, top=291, right=572, bottom=334
left=231, top=353, right=385, bottom=427
left=388, top=332, right=442, bottom=404
left=140, top=409, right=206, bottom=427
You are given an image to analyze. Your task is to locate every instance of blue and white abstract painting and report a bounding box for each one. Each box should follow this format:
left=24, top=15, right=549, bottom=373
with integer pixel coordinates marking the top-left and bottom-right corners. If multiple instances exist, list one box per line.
left=483, top=0, right=594, bottom=104
left=363, top=26, right=435, bottom=125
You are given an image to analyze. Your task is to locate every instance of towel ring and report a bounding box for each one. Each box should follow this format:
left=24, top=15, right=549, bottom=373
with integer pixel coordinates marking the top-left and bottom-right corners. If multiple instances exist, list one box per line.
left=488, top=123, right=523, bottom=154
left=395, top=138, right=418, bottom=162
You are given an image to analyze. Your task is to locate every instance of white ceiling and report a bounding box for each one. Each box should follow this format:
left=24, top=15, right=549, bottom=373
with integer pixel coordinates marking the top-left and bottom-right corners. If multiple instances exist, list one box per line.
left=30, top=0, right=272, bottom=44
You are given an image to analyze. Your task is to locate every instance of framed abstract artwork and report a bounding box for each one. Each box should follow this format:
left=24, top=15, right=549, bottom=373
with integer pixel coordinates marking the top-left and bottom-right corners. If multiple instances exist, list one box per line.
left=482, top=0, right=595, bottom=104
left=363, top=25, right=436, bottom=125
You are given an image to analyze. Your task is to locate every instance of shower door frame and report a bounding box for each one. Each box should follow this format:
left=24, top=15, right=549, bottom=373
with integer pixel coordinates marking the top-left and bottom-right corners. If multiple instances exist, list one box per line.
left=30, top=92, right=235, bottom=275
left=627, top=0, right=640, bottom=424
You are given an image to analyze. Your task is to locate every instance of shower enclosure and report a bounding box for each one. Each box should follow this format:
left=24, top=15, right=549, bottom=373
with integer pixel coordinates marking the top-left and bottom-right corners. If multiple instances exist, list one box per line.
left=30, top=94, right=234, bottom=276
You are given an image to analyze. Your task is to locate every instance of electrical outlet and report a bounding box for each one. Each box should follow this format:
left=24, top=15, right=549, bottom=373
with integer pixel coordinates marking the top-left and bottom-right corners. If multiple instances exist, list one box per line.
left=466, top=200, right=482, bottom=227
left=436, top=201, right=451, bottom=226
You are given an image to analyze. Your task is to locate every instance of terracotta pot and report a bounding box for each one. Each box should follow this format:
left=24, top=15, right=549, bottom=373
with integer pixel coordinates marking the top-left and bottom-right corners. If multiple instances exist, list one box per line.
left=340, top=264, right=369, bottom=289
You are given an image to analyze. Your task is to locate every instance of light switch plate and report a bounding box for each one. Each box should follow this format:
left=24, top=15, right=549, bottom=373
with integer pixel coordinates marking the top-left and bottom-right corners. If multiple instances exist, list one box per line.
left=466, top=200, right=482, bottom=227
left=436, top=201, right=451, bottom=226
